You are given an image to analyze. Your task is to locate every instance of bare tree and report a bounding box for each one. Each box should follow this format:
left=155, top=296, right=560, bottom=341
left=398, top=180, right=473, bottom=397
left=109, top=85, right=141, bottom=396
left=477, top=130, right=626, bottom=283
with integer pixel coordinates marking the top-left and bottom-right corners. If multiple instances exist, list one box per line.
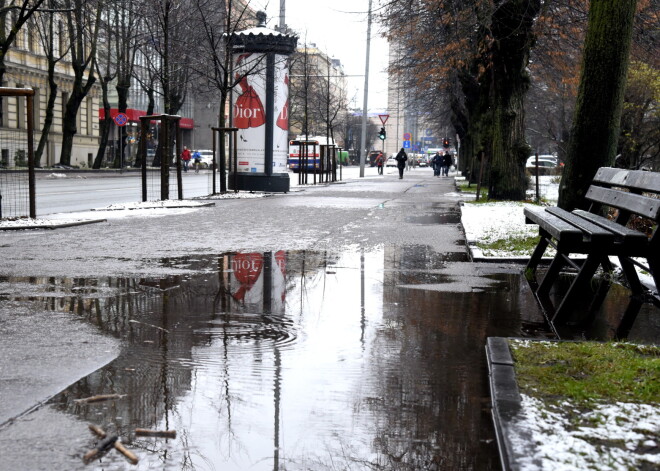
left=93, top=5, right=118, bottom=168
left=185, top=0, right=256, bottom=188
left=33, top=1, right=71, bottom=166
left=0, top=0, right=48, bottom=87
left=59, top=0, right=101, bottom=165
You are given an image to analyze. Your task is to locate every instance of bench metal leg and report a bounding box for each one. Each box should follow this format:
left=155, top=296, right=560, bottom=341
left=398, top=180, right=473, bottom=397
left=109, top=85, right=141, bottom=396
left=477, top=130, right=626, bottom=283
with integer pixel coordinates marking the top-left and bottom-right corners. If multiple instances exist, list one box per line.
left=537, top=251, right=565, bottom=298
left=618, top=256, right=644, bottom=296
left=648, top=257, right=659, bottom=297
left=553, top=255, right=602, bottom=323
left=526, top=232, right=550, bottom=275
left=615, top=297, right=644, bottom=340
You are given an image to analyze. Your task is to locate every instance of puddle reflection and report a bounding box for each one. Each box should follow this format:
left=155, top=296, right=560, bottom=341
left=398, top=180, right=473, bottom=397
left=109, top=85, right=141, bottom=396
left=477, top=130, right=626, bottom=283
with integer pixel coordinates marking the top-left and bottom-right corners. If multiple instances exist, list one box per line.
left=4, top=247, right=656, bottom=470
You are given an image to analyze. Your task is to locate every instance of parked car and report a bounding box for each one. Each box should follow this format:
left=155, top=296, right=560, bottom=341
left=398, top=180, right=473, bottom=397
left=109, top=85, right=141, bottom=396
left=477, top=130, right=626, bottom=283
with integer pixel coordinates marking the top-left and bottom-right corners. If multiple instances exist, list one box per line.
left=385, top=157, right=397, bottom=167
left=526, top=159, right=556, bottom=169
left=194, top=150, right=215, bottom=168
left=526, top=155, right=558, bottom=168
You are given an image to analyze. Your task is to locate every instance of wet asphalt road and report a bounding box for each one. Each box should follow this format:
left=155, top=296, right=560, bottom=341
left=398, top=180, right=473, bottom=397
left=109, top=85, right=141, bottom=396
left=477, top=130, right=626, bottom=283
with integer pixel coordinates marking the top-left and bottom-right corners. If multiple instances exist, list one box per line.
left=0, top=167, right=598, bottom=469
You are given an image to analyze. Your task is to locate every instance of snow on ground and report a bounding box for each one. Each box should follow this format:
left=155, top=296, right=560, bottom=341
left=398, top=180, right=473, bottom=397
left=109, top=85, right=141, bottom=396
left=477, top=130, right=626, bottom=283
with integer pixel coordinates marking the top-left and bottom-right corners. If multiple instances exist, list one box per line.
left=461, top=201, right=540, bottom=257
left=0, top=193, right=267, bottom=229
left=509, top=341, right=660, bottom=471
left=461, top=175, right=558, bottom=257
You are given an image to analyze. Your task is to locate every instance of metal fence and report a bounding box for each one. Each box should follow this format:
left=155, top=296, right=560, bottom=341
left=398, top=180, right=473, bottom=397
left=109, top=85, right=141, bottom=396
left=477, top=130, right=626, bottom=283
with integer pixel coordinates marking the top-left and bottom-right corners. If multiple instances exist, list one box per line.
left=0, top=88, right=35, bottom=219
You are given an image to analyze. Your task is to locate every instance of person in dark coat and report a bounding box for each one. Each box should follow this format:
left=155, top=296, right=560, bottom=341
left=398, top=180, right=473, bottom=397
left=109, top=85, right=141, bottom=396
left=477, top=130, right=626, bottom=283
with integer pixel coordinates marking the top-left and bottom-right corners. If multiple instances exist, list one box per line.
left=395, top=148, right=408, bottom=179
left=432, top=152, right=442, bottom=177
left=442, top=152, right=453, bottom=176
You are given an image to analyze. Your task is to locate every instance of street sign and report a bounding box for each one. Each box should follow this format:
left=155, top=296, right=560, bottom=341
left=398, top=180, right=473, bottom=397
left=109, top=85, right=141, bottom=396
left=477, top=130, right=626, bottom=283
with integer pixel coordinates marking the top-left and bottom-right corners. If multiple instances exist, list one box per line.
left=114, top=113, right=128, bottom=127
left=378, top=114, right=389, bottom=125
left=403, top=132, right=411, bottom=141
left=403, top=141, right=411, bottom=149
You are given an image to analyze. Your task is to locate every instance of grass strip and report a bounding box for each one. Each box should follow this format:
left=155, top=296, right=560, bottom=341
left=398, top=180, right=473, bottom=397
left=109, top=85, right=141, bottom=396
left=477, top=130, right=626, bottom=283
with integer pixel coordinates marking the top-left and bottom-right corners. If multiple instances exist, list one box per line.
left=509, top=340, right=660, bottom=405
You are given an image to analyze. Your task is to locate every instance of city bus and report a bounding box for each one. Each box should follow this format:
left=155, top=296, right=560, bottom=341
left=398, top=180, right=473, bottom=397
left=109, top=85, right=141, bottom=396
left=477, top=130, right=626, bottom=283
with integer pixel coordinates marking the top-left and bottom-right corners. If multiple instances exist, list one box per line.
left=287, top=136, right=336, bottom=172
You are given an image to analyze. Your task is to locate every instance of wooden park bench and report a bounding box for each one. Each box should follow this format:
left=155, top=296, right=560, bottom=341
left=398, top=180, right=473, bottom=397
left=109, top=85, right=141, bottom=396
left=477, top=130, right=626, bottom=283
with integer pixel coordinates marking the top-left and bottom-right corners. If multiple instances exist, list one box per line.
left=524, top=167, right=660, bottom=323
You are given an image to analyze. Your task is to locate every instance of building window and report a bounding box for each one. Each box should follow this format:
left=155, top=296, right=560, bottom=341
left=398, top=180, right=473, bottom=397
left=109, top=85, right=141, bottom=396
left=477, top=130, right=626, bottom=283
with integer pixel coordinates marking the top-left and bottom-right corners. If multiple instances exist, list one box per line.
left=86, top=97, right=93, bottom=135
left=16, top=83, right=24, bottom=129
left=61, top=92, right=69, bottom=127
left=27, top=20, right=36, bottom=52
left=58, top=21, right=65, bottom=58
left=32, top=88, right=40, bottom=129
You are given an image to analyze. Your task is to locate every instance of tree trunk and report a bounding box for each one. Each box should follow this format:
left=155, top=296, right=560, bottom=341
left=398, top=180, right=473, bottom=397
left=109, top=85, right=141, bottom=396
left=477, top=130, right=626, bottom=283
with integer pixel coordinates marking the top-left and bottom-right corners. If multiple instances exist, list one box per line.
left=487, top=0, right=540, bottom=201
left=34, top=65, right=58, bottom=167
left=94, top=77, right=113, bottom=169
left=219, top=90, right=228, bottom=193
left=558, top=0, right=637, bottom=210
left=112, top=82, right=130, bottom=168
left=60, top=82, right=94, bottom=165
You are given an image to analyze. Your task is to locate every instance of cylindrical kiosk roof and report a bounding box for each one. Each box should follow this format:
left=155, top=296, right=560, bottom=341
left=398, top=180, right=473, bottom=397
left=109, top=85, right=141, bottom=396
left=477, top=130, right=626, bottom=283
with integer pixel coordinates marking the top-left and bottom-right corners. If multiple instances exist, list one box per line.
left=230, top=11, right=297, bottom=55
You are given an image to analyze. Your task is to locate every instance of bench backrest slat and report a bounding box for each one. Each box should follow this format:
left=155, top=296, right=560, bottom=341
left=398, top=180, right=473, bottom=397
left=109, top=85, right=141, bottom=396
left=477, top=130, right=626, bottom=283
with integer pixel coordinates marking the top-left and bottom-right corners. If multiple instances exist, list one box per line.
left=593, top=167, right=660, bottom=194
left=586, top=186, right=660, bottom=220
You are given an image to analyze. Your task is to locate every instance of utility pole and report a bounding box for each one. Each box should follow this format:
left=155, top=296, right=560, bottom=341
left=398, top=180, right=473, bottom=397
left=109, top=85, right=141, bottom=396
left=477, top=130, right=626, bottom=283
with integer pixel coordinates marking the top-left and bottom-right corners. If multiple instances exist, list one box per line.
left=359, top=0, right=372, bottom=178
left=279, top=0, right=286, bottom=31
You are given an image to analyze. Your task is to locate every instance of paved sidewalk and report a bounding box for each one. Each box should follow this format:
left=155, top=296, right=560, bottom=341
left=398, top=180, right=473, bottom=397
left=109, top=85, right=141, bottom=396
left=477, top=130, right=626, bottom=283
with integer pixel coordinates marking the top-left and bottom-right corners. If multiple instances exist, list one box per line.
left=0, top=170, right=537, bottom=469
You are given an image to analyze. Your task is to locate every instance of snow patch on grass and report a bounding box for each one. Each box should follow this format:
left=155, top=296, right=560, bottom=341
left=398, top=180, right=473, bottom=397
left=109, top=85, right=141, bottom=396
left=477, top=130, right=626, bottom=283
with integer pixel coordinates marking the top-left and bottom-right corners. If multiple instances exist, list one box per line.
left=512, top=395, right=660, bottom=471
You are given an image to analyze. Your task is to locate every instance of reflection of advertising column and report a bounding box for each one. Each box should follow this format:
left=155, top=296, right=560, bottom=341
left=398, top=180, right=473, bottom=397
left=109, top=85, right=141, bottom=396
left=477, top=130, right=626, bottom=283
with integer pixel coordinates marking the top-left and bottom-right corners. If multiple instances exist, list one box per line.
left=229, top=12, right=297, bottom=193
left=231, top=253, right=264, bottom=308
left=229, top=252, right=287, bottom=315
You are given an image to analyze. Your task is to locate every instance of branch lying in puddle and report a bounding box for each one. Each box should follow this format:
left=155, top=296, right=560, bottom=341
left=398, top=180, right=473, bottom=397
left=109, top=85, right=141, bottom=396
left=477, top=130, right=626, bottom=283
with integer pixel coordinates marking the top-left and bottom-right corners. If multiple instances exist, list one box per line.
left=74, top=394, right=127, bottom=403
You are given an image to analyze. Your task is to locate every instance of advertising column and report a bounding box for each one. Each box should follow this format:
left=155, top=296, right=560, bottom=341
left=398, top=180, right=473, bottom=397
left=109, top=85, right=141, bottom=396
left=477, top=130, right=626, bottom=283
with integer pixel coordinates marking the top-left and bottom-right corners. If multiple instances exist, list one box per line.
left=228, top=12, right=297, bottom=192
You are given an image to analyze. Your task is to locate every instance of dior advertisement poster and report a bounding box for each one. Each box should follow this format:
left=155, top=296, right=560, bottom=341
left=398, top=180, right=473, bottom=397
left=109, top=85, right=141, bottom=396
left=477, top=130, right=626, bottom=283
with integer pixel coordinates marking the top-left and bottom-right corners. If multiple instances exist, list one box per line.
left=232, top=53, right=290, bottom=174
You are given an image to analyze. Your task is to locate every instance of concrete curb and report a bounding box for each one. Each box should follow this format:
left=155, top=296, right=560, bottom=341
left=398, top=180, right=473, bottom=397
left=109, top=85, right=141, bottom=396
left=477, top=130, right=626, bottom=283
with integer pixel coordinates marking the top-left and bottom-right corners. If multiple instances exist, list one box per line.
left=485, top=337, right=538, bottom=471
left=90, top=202, right=216, bottom=211
left=0, top=218, right=107, bottom=231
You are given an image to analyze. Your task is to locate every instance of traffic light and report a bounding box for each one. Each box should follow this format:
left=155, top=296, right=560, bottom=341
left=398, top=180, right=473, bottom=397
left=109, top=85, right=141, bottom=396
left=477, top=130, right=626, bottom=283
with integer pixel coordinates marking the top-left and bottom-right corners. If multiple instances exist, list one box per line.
left=378, top=127, right=386, bottom=140
left=443, top=138, right=450, bottom=148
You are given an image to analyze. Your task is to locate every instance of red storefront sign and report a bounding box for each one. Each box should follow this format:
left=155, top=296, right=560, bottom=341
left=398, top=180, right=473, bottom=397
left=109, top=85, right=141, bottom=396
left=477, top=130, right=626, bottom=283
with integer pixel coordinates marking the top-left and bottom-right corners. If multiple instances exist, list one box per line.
left=99, top=108, right=194, bottom=129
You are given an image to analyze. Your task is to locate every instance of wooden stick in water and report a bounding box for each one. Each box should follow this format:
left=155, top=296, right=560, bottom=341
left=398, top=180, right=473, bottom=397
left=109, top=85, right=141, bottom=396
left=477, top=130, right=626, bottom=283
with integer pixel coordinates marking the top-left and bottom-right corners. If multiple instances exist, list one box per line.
left=82, top=435, right=117, bottom=464
left=75, top=394, right=126, bottom=403
left=87, top=424, right=139, bottom=465
left=135, top=428, right=177, bottom=438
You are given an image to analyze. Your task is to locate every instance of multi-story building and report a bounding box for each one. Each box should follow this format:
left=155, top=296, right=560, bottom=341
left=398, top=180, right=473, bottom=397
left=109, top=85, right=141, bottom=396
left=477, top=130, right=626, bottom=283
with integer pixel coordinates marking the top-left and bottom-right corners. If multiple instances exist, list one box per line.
left=385, top=40, right=440, bottom=159
left=2, top=19, right=101, bottom=168
left=288, top=44, right=348, bottom=145
left=1, top=3, right=258, bottom=169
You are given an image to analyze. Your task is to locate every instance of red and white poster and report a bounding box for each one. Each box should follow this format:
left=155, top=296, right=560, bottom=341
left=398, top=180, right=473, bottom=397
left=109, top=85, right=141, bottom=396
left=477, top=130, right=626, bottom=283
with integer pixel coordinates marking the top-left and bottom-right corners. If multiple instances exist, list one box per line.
left=232, top=53, right=290, bottom=174
left=272, top=63, right=289, bottom=172
left=229, top=252, right=287, bottom=314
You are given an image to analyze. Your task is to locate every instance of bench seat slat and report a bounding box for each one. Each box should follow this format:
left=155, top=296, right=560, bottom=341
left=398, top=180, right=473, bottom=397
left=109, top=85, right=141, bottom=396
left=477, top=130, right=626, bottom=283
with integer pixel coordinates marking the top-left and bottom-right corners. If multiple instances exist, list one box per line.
left=572, top=209, right=649, bottom=246
left=586, top=186, right=660, bottom=220
left=524, top=206, right=583, bottom=246
left=545, top=207, right=614, bottom=244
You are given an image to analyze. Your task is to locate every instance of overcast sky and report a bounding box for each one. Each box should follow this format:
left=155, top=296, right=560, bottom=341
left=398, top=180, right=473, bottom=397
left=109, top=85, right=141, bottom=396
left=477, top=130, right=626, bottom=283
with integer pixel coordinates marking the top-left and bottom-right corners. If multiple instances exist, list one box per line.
left=252, top=0, right=390, bottom=113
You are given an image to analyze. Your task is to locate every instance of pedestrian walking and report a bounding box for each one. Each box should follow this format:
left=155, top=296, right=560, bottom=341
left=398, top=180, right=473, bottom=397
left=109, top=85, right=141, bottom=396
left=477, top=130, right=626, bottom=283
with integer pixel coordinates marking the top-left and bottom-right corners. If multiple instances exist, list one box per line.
left=442, top=152, right=453, bottom=177
left=192, top=150, right=201, bottom=173
left=181, top=146, right=191, bottom=172
left=375, top=152, right=384, bottom=175
left=432, top=151, right=442, bottom=177
left=395, top=148, right=407, bottom=179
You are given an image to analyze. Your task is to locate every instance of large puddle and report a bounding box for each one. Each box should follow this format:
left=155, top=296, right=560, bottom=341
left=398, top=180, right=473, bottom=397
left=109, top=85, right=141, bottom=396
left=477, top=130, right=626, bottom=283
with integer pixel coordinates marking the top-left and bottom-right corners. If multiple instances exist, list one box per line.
left=3, top=247, right=658, bottom=470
